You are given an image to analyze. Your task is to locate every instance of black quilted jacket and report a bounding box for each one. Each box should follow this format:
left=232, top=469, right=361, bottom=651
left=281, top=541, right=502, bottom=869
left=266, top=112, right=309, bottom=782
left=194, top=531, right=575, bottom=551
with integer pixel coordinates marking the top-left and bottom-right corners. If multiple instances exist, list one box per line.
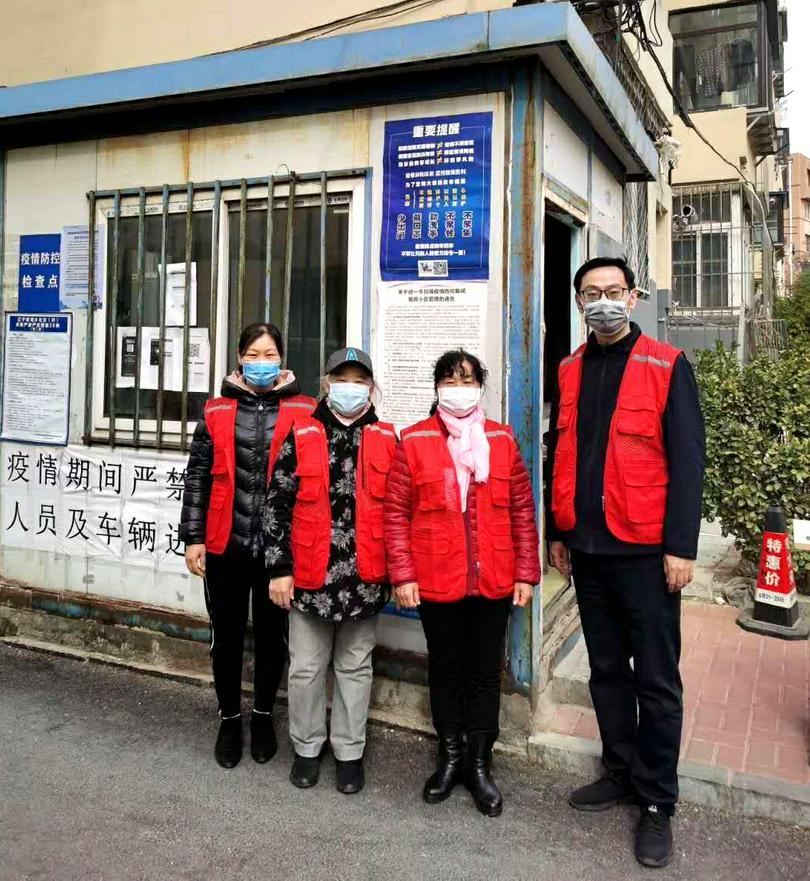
left=179, top=373, right=304, bottom=555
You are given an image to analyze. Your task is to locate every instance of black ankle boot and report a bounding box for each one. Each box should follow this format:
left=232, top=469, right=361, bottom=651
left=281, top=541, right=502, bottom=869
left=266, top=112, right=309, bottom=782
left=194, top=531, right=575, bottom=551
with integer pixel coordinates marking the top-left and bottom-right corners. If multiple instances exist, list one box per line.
left=464, top=732, right=502, bottom=817
left=250, top=711, right=277, bottom=764
left=215, top=716, right=242, bottom=769
left=423, top=732, right=464, bottom=804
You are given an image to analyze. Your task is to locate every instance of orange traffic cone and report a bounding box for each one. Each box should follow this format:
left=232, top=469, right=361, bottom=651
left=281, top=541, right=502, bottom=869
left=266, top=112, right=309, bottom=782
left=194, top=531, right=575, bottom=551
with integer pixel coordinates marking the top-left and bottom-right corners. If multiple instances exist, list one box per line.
left=737, top=506, right=809, bottom=640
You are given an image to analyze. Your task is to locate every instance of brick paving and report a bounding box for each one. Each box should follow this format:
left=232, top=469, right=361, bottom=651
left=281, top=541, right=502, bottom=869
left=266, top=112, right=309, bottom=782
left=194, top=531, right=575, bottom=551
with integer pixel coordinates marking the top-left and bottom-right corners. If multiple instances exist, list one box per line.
left=550, top=602, right=810, bottom=786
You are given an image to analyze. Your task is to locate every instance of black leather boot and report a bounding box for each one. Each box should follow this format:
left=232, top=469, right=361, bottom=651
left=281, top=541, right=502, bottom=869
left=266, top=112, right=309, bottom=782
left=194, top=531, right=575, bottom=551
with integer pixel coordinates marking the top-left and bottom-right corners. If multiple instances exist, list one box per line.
left=250, top=710, right=277, bottom=764
left=465, top=732, right=502, bottom=817
left=214, top=715, right=243, bottom=769
left=423, top=732, right=464, bottom=804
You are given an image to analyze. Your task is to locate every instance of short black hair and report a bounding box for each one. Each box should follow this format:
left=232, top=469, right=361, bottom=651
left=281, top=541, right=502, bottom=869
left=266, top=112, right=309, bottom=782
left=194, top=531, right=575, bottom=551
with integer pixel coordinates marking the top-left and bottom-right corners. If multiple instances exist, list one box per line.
left=433, top=349, right=488, bottom=388
left=237, top=322, right=284, bottom=358
left=572, top=257, right=635, bottom=293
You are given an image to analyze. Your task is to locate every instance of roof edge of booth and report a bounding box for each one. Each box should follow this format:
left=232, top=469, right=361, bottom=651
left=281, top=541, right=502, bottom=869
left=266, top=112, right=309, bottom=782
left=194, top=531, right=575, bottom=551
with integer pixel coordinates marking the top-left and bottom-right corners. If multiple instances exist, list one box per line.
left=0, top=3, right=658, bottom=180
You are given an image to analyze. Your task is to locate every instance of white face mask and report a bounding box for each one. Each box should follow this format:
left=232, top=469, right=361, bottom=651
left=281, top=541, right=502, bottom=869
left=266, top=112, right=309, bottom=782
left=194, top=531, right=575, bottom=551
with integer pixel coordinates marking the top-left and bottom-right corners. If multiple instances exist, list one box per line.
left=437, top=386, right=482, bottom=417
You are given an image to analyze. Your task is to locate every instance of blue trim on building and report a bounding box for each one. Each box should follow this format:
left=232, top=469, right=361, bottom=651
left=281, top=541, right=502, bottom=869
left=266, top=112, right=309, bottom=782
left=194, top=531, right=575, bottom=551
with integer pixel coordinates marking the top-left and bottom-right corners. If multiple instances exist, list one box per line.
left=505, top=68, right=544, bottom=692
left=0, top=4, right=657, bottom=179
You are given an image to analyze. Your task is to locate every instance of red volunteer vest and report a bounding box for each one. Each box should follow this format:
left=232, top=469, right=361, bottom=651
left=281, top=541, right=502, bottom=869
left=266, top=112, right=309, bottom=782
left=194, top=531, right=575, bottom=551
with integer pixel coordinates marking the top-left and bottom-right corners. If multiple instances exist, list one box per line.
left=290, top=416, right=397, bottom=589
left=551, top=333, right=681, bottom=545
left=400, top=415, right=518, bottom=602
left=203, top=394, right=317, bottom=554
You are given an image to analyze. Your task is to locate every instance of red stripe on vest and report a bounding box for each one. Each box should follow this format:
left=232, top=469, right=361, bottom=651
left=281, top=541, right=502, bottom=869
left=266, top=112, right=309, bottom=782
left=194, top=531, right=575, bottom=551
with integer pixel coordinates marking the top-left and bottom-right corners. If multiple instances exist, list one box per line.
left=290, top=417, right=397, bottom=589
left=400, top=414, right=518, bottom=602
left=203, top=394, right=316, bottom=554
left=551, top=333, right=681, bottom=545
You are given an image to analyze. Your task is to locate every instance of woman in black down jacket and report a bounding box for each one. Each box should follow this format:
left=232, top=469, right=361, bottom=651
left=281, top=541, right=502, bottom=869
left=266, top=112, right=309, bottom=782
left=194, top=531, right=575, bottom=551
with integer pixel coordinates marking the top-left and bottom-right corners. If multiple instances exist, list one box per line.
left=180, top=322, right=315, bottom=769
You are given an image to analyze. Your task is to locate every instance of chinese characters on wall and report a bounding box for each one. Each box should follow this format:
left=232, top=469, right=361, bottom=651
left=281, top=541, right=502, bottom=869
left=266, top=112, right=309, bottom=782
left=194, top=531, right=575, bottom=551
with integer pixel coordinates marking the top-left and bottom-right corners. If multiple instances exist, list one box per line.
left=1, top=443, right=187, bottom=572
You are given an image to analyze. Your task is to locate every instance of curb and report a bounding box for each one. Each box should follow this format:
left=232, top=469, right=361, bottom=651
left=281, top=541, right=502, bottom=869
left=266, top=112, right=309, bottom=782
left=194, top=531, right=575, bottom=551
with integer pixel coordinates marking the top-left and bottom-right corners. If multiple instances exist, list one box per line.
left=528, top=731, right=810, bottom=829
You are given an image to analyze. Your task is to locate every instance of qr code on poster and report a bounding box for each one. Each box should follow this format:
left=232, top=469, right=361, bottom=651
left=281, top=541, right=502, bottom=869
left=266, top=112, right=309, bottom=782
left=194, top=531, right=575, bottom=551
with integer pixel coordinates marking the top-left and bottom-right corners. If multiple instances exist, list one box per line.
left=417, top=259, right=449, bottom=278
left=189, top=343, right=200, bottom=358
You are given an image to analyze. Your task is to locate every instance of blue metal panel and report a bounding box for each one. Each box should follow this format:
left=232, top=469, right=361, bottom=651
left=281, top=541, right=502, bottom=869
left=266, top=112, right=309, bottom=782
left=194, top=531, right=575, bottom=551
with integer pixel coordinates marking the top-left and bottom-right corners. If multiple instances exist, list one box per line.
left=506, top=67, right=544, bottom=693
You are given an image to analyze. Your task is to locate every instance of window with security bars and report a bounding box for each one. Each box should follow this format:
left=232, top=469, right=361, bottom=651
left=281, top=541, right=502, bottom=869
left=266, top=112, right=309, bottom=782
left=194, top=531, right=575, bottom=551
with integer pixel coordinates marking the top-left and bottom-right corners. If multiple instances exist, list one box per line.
left=85, top=172, right=362, bottom=451
left=671, top=185, right=750, bottom=311
left=623, top=181, right=649, bottom=291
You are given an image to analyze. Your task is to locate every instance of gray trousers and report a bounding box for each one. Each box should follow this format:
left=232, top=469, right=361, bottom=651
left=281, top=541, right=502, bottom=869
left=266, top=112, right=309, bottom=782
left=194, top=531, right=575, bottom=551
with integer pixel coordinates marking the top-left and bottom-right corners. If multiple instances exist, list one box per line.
left=287, top=608, right=378, bottom=761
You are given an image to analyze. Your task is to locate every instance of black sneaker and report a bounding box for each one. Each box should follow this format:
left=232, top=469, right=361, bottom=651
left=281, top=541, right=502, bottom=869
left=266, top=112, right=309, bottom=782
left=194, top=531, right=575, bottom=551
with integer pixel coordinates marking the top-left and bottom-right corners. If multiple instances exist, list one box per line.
left=635, top=805, right=674, bottom=868
left=214, top=716, right=243, bottom=769
left=335, top=758, right=365, bottom=795
left=290, top=753, right=322, bottom=788
left=250, top=711, right=277, bottom=764
left=569, top=772, right=634, bottom=812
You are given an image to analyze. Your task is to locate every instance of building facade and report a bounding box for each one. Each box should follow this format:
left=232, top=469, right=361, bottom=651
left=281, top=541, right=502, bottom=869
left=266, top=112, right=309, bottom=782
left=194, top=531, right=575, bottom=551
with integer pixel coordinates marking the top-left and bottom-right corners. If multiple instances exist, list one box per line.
left=667, top=0, right=789, bottom=359
left=0, top=1, right=672, bottom=730
left=787, top=152, right=810, bottom=279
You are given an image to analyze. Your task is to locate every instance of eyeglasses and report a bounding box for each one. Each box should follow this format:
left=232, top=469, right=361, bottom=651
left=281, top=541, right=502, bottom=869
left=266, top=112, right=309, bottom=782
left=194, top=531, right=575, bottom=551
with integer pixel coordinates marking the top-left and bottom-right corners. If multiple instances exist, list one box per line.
left=579, top=286, right=629, bottom=303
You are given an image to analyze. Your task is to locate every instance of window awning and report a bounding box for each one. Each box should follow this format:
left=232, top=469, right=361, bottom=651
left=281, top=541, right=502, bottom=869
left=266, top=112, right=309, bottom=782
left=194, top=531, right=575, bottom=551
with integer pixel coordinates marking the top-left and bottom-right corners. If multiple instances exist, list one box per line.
left=0, top=2, right=659, bottom=180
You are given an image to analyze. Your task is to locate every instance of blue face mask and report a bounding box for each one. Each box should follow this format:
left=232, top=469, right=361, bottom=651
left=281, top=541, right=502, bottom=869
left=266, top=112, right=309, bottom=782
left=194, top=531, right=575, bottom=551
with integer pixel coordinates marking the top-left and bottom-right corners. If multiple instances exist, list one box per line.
left=328, top=381, right=370, bottom=417
left=242, top=361, right=281, bottom=388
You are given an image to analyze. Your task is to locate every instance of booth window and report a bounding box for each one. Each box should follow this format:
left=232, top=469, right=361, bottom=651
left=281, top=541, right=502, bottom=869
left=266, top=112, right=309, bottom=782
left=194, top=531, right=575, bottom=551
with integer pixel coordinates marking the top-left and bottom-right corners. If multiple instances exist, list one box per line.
left=86, top=173, right=359, bottom=450
left=671, top=3, right=763, bottom=113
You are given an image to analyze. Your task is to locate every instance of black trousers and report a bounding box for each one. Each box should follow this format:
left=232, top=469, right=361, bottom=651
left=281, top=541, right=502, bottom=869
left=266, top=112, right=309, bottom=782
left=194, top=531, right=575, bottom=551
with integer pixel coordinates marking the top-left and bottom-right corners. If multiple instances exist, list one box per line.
left=418, top=596, right=512, bottom=736
left=204, top=547, right=288, bottom=718
left=571, top=551, right=683, bottom=808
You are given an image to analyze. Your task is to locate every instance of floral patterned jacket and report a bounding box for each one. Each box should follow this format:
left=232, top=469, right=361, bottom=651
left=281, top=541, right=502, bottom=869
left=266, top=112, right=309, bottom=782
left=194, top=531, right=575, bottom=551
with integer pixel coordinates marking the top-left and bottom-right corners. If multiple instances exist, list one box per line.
left=262, top=399, right=390, bottom=622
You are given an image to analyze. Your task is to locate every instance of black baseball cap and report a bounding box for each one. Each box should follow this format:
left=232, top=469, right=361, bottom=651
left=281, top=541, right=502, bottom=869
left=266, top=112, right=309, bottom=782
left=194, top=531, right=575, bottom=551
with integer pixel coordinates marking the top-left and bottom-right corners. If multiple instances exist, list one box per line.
left=325, top=347, right=374, bottom=377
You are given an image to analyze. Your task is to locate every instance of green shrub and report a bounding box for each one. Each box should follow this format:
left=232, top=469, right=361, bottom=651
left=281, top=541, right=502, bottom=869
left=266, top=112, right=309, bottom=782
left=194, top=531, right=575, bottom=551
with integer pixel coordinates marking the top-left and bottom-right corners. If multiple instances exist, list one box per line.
left=695, top=343, right=810, bottom=586
left=776, top=271, right=810, bottom=345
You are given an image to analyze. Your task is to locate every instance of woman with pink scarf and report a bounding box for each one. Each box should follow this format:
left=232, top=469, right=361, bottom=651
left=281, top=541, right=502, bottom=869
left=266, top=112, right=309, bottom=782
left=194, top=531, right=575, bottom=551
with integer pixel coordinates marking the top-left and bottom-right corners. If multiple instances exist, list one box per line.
left=384, top=349, right=540, bottom=817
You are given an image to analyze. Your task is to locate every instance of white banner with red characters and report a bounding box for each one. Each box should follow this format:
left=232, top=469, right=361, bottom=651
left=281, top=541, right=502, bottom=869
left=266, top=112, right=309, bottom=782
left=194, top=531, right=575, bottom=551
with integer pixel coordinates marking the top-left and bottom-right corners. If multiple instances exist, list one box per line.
left=755, top=531, right=797, bottom=608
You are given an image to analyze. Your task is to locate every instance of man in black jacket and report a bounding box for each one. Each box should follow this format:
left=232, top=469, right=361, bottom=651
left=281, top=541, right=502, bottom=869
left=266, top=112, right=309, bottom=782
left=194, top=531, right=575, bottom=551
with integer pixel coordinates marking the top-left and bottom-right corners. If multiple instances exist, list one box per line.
left=546, top=257, right=705, bottom=869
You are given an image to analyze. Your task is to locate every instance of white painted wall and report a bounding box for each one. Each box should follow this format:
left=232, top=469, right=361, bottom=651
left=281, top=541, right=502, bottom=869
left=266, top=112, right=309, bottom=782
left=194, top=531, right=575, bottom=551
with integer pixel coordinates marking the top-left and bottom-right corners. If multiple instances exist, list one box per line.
left=1, top=93, right=504, bottom=657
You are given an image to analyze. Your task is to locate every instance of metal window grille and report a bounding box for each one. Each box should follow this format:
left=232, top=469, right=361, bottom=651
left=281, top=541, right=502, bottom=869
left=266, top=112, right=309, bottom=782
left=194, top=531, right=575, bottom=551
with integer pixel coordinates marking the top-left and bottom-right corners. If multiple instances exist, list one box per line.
left=669, top=181, right=775, bottom=361
left=83, top=170, right=363, bottom=452
left=623, top=181, right=649, bottom=290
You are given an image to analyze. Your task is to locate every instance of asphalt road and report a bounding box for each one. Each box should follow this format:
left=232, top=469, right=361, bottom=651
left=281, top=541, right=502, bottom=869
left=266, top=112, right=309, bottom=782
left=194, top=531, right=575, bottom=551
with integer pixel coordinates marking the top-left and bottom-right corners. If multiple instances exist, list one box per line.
left=1, top=643, right=808, bottom=881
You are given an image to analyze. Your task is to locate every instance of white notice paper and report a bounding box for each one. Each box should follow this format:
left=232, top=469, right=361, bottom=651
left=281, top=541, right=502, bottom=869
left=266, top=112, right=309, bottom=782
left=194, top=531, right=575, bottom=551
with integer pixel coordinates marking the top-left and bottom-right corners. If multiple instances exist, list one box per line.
left=161, top=262, right=197, bottom=327
left=117, top=326, right=210, bottom=393
left=60, top=225, right=105, bottom=309
left=1, top=314, right=72, bottom=445
left=375, top=282, right=487, bottom=431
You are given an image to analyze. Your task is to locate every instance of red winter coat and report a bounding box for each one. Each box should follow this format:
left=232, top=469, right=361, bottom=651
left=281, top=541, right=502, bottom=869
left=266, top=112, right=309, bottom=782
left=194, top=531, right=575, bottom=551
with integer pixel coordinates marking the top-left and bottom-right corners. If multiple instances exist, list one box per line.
left=384, top=414, right=540, bottom=602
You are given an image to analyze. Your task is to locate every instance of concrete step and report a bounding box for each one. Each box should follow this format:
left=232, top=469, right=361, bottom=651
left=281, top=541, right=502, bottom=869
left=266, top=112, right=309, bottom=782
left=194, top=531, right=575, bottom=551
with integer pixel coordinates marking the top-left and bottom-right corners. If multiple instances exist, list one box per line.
left=550, top=630, right=592, bottom=708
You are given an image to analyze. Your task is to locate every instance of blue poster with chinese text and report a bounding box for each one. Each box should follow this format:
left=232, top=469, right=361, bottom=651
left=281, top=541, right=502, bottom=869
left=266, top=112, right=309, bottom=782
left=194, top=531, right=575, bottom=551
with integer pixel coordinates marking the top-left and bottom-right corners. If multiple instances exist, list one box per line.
left=18, top=234, right=61, bottom=312
left=381, top=112, right=492, bottom=281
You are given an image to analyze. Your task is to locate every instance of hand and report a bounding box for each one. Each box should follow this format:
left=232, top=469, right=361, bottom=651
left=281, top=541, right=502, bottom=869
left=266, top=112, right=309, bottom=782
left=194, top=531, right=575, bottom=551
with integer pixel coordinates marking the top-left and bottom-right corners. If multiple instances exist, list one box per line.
left=549, top=541, right=571, bottom=579
left=185, top=543, right=206, bottom=577
left=664, top=555, right=694, bottom=593
left=395, top=582, right=421, bottom=609
left=513, top=582, right=534, bottom=607
left=269, top=575, right=295, bottom=609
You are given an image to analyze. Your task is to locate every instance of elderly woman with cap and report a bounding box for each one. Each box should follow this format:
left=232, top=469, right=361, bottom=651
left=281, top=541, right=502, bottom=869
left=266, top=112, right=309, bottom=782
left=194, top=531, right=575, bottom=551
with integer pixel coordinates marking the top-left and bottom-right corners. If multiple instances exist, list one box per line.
left=263, top=347, right=396, bottom=794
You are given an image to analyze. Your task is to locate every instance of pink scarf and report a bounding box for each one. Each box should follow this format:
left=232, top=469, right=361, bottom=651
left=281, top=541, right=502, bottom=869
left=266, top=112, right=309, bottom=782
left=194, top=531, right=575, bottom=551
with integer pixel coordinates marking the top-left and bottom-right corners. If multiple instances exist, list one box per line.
left=438, top=405, right=490, bottom=512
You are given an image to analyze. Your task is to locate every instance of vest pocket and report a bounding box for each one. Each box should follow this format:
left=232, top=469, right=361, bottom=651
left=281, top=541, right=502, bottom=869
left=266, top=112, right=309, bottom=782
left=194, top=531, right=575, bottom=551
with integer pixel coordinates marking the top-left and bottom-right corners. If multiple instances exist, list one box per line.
left=488, top=466, right=511, bottom=507
left=490, top=530, right=515, bottom=585
left=295, top=460, right=323, bottom=503
left=414, top=471, right=448, bottom=511
left=367, top=459, right=390, bottom=500
left=622, top=468, right=668, bottom=523
left=209, top=463, right=228, bottom=510
left=412, top=530, right=449, bottom=555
